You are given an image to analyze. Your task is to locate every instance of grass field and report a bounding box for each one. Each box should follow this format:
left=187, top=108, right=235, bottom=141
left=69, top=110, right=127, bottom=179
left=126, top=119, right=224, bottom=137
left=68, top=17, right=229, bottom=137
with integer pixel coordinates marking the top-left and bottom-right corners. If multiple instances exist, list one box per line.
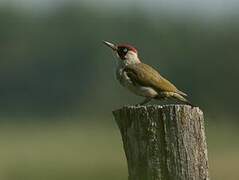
left=0, top=118, right=238, bottom=180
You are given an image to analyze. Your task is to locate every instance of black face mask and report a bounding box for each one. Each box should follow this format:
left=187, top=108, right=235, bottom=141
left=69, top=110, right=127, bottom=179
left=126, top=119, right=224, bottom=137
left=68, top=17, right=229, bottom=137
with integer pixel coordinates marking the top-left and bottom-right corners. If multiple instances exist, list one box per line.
left=117, top=47, right=128, bottom=60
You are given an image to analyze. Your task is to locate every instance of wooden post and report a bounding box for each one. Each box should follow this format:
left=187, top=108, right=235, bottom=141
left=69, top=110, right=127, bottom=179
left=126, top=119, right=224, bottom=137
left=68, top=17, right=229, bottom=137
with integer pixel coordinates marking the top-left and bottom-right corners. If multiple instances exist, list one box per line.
left=113, top=105, right=209, bottom=180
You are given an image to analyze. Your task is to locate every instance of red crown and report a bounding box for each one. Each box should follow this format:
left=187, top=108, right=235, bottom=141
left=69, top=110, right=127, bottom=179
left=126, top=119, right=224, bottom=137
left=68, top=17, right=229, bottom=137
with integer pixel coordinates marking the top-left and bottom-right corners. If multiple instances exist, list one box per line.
left=118, top=44, right=138, bottom=53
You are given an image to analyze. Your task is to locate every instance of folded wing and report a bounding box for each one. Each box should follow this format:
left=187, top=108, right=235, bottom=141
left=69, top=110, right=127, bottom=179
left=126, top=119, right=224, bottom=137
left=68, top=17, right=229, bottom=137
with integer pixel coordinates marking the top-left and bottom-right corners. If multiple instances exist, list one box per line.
left=124, top=63, right=187, bottom=96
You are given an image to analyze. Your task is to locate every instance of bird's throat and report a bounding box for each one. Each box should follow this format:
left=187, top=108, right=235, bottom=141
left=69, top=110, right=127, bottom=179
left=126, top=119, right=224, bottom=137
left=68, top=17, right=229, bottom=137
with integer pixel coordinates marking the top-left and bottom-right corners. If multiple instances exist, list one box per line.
left=118, top=57, right=141, bottom=68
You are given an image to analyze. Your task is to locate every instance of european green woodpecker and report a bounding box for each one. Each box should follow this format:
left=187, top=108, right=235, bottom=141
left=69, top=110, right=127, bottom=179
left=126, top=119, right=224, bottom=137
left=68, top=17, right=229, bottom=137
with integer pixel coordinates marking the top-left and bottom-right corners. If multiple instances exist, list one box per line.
left=103, top=41, right=193, bottom=106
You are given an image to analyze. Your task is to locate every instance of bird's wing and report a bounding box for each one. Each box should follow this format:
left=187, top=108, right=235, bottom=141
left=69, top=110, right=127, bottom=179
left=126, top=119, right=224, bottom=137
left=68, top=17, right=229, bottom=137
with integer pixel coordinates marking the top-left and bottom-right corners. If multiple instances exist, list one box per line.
left=124, top=63, right=187, bottom=96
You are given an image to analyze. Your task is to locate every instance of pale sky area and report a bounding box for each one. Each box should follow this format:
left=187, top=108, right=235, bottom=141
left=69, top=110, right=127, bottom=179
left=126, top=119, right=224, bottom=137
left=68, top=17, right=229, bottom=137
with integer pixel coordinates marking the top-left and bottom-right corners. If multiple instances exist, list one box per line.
left=0, top=0, right=239, bottom=17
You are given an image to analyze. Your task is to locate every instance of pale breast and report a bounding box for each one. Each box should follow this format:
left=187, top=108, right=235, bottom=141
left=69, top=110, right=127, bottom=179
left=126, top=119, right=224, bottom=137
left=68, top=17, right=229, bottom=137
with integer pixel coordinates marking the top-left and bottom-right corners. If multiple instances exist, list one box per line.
left=116, top=68, right=158, bottom=98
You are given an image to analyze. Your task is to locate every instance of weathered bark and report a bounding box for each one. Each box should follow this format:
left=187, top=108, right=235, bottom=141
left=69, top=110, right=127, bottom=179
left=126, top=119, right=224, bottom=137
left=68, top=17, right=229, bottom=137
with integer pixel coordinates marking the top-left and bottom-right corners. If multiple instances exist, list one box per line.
left=113, top=105, right=209, bottom=180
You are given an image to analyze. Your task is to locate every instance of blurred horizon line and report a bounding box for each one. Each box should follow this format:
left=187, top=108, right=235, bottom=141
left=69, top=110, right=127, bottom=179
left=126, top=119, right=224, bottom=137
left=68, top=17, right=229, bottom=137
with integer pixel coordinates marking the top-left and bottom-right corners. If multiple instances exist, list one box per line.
left=0, top=0, right=239, bottom=19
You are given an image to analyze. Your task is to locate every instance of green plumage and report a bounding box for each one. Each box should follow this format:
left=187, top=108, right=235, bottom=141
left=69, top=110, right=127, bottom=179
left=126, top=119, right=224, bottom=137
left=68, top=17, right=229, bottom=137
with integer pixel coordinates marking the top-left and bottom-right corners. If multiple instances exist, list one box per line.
left=123, top=63, right=193, bottom=106
left=124, top=63, right=187, bottom=96
left=103, top=40, right=193, bottom=106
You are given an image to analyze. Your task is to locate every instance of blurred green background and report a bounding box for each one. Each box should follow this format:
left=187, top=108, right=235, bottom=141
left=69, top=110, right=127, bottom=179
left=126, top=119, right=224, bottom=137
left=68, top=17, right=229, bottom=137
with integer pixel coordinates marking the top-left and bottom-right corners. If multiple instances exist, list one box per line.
left=0, top=0, right=239, bottom=179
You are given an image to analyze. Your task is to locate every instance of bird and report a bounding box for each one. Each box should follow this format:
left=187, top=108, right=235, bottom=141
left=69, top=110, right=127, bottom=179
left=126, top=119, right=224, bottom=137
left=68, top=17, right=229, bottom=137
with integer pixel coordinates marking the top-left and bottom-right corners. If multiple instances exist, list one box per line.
left=103, top=41, right=194, bottom=106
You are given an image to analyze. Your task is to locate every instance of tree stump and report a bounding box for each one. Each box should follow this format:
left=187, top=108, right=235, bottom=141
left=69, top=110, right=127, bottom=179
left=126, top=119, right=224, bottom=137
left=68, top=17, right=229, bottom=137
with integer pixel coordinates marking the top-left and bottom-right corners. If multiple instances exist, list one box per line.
left=113, top=105, right=209, bottom=180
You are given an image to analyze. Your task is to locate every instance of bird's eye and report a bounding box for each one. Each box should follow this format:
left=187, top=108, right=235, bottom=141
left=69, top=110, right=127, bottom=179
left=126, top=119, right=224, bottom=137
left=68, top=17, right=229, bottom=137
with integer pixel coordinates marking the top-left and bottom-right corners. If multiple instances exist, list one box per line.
left=123, top=48, right=128, bottom=53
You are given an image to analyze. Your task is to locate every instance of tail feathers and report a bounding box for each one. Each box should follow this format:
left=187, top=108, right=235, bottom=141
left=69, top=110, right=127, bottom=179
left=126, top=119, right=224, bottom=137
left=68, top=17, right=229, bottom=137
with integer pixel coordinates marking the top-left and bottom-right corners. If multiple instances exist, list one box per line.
left=176, top=89, right=188, bottom=97
left=172, top=93, right=195, bottom=107
left=155, top=92, right=196, bottom=107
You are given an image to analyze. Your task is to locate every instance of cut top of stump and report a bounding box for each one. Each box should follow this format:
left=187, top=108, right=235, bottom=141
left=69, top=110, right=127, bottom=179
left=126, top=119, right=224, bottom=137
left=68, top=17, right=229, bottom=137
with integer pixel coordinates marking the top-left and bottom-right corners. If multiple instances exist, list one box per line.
left=113, top=104, right=203, bottom=119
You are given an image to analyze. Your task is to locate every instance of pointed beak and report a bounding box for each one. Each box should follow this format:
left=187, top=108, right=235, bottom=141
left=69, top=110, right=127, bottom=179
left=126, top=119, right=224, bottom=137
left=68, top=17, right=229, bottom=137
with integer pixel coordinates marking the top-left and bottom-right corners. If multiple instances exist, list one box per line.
left=103, top=41, right=117, bottom=51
